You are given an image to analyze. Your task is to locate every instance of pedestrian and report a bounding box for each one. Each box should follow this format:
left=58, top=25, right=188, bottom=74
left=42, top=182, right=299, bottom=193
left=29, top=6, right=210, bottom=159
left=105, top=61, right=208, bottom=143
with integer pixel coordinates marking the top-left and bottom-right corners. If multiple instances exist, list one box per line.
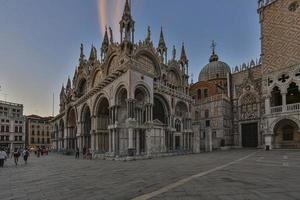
left=12, top=148, right=20, bottom=166
left=82, top=146, right=86, bottom=159
left=0, top=147, right=8, bottom=168
left=75, top=147, right=80, bottom=159
left=22, top=148, right=30, bottom=164
left=37, top=147, right=41, bottom=157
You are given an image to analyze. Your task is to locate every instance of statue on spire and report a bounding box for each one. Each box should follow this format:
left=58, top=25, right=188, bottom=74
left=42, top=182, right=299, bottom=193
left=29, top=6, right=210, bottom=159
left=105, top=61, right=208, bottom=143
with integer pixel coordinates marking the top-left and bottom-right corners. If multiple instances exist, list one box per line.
left=172, top=45, right=176, bottom=60
left=145, top=26, right=151, bottom=43
left=211, top=40, right=217, bottom=55
left=209, top=40, right=219, bottom=62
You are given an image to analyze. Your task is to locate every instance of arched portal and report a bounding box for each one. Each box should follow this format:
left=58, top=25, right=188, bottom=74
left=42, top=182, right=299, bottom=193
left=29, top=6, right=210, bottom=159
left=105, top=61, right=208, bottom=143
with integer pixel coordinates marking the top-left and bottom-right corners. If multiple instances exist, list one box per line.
left=82, top=105, right=91, bottom=149
left=96, top=97, right=109, bottom=153
left=67, top=108, right=77, bottom=150
left=153, top=96, right=169, bottom=124
left=153, top=94, right=172, bottom=151
left=134, top=86, right=150, bottom=154
left=274, top=119, right=300, bottom=148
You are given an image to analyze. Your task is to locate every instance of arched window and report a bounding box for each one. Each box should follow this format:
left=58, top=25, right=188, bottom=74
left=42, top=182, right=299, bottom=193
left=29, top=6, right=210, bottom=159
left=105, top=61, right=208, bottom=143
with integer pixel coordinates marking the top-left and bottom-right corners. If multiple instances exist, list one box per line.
left=175, top=119, right=181, bottom=132
left=271, top=86, right=282, bottom=107
left=197, top=89, right=201, bottom=100
left=204, top=89, right=208, bottom=98
left=287, top=82, right=300, bottom=104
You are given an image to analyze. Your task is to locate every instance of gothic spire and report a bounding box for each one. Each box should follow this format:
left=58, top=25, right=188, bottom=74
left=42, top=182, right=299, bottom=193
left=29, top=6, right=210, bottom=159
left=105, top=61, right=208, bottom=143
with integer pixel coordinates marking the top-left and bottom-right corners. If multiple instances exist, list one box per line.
left=89, top=44, right=97, bottom=62
left=101, top=27, right=109, bottom=59
left=66, top=77, right=71, bottom=91
left=157, top=27, right=167, bottom=63
left=79, top=43, right=85, bottom=66
left=180, top=42, right=188, bottom=64
left=109, top=26, right=114, bottom=44
left=120, top=0, right=135, bottom=45
left=172, top=45, right=176, bottom=60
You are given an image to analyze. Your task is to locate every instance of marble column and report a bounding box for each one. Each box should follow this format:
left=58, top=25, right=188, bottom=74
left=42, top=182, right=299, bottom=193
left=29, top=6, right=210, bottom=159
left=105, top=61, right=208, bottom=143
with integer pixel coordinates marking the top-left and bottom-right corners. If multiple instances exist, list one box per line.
left=282, top=92, right=287, bottom=112
left=128, top=128, right=133, bottom=149
left=136, top=130, right=140, bottom=155
left=265, top=95, right=271, bottom=115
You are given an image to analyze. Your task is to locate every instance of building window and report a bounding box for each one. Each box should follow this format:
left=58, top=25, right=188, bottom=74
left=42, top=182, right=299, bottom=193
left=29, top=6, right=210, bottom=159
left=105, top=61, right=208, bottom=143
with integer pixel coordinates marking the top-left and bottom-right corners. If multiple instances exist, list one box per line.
left=19, top=136, right=22, bottom=141
left=19, top=127, right=22, bottom=133
left=6, top=125, right=9, bottom=132
left=32, top=130, right=35, bottom=135
left=15, top=126, right=18, bottom=133
left=204, top=89, right=208, bottom=98
left=15, top=136, right=18, bottom=141
left=0, top=125, right=4, bottom=132
left=205, top=120, right=210, bottom=127
left=205, top=110, right=209, bottom=118
left=31, top=137, right=34, bottom=143
left=197, top=89, right=201, bottom=100
left=37, top=131, right=40, bottom=136
left=37, top=138, right=40, bottom=143
left=0, top=136, right=4, bottom=141
left=42, top=138, right=45, bottom=144
left=47, top=138, right=50, bottom=144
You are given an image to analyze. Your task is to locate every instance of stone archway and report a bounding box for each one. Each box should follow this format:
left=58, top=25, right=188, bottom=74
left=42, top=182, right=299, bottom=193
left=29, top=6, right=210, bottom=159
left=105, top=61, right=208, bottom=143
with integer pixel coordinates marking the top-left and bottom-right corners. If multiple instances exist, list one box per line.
left=273, top=119, right=300, bottom=149
left=67, top=108, right=77, bottom=150
left=95, top=97, right=109, bottom=153
left=82, top=105, right=91, bottom=149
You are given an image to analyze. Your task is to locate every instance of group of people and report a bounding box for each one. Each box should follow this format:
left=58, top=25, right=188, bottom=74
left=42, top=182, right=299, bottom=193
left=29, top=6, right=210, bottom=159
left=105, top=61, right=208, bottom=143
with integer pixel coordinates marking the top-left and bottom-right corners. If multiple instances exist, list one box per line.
left=75, top=146, right=92, bottom=159
left=0, top=147, right=30, bottom=168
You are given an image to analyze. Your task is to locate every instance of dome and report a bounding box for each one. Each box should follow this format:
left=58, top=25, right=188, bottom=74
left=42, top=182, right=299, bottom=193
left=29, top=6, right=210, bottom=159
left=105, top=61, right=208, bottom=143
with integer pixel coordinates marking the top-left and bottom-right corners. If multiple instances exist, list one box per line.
left=198, top=53, right=231, bottom=82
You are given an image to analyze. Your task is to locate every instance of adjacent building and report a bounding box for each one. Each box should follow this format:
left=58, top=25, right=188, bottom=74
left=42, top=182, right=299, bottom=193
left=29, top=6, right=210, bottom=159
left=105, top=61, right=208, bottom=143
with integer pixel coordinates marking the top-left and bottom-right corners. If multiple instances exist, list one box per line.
left=0, top=100, right=25, bottom=150
left=26, top=115, right=53, bottom=149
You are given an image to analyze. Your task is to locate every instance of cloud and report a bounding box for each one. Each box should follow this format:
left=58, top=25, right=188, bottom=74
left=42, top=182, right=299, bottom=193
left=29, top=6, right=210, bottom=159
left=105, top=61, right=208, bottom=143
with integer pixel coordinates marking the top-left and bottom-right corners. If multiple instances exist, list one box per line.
left=97, top=0, right=127, bottom=40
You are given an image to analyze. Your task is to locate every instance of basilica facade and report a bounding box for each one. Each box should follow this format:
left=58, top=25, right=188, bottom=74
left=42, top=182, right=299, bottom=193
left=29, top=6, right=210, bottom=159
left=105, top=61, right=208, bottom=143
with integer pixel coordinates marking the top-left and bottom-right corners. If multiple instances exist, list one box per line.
left=52, top=0, right=300, bottom=158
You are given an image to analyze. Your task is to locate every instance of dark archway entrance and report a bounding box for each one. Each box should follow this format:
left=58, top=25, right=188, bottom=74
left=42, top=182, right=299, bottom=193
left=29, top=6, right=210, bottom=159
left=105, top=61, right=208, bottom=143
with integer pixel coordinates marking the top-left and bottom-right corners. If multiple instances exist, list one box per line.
left=96, top=98, right=109, bottom=153
left=67, top=108, right=77, bottom=150
left=274, top=119, right=299, bottom=149
left=82, top=106, right=91, bottom=149
left=241, top=123, right=258, bottom=147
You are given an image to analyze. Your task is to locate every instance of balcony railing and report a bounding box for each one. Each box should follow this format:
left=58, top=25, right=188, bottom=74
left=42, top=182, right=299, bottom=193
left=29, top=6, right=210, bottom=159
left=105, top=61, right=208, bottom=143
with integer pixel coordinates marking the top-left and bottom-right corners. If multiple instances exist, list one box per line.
left=287, top=103, right=300, bottom=112
left=270, top=103, right=300, bottom=114
left=271, top=106, right=283, bottom=114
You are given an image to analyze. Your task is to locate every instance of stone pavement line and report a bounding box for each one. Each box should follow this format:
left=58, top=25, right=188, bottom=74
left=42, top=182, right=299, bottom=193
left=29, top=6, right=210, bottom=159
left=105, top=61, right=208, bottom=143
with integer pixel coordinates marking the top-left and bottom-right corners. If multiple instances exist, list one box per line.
left=132, top=151, right=258, bottom=200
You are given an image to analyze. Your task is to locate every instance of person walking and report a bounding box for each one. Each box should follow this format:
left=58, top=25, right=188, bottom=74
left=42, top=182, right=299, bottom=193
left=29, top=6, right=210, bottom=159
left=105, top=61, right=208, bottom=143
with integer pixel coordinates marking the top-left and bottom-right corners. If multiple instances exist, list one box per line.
left=0, top=147, right=8, bottom=168
left=75, top=147, right=80, bottom=159
left=12, top=148, right=20, bottom=166
left=82, top=146, right=86, bottom=159
left=37, top=147, right=41, bottom=157
left=22, top=148, right=30, bottom=164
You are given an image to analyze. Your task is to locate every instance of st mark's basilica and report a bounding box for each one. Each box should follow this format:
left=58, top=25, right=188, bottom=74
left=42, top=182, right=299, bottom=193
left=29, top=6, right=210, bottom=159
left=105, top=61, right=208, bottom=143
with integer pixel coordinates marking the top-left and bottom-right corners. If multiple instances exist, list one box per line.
left=52, top=0, right=300, bottom=158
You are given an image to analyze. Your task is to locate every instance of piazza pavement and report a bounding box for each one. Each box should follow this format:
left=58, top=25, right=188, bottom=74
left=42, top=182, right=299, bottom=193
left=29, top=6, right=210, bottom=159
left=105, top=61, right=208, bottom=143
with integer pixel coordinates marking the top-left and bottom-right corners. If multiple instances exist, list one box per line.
left=0, top=149, right=300, bottom=200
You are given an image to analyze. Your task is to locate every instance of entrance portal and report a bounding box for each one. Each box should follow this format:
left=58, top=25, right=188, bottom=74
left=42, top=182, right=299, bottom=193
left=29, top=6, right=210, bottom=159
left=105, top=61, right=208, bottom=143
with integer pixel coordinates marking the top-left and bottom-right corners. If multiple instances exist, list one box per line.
left=241, top=123, right=258, bottom=147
